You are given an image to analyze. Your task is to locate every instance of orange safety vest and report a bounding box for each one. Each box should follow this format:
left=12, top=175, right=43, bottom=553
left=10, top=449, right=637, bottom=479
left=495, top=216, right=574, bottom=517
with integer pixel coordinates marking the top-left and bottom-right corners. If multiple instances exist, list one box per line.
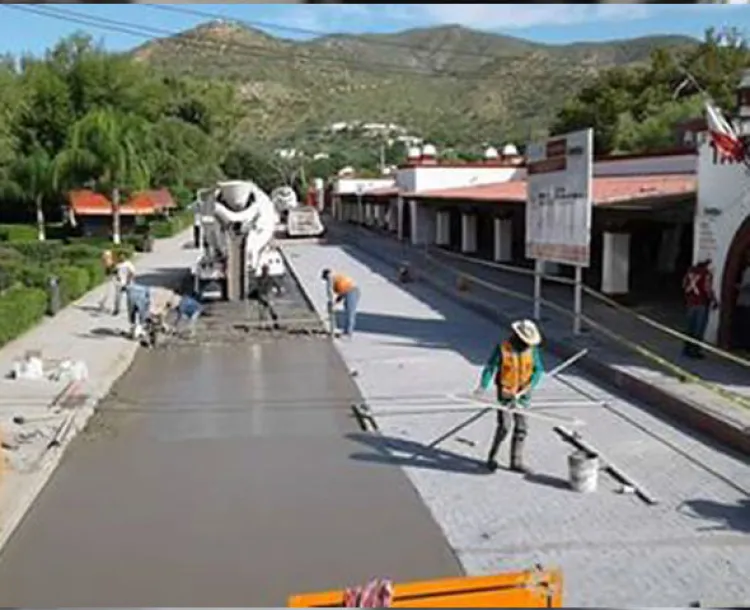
left=495, top=341, right=534, bottom=398
left=333, top=273, right=355, bottom=295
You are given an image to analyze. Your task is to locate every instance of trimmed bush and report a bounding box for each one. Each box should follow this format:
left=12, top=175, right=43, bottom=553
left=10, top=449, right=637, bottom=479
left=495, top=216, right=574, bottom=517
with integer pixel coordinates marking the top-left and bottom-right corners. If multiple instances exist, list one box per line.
left=0, top=285, right=48, bottom=347
left=57, top=265, right=91, bottom=305
left=0, top=224, right=38, bottom=242
left=6, top=240, right=64, bottom=263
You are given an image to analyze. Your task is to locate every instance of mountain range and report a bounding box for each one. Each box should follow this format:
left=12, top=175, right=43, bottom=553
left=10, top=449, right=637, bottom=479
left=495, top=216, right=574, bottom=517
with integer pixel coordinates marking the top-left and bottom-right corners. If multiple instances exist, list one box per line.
left=132, top=21, right=697, bottom=147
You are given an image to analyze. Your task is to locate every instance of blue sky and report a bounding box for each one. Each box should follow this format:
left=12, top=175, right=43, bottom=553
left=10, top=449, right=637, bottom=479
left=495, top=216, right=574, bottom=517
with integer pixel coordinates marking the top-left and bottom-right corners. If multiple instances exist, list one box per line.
left=0, top=3, right=749, bottom=57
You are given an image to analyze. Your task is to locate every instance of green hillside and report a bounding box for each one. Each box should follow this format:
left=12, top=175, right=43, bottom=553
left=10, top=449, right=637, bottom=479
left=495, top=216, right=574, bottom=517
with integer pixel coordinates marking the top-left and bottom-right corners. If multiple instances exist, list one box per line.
left=132, top=22, right=697, bottom=146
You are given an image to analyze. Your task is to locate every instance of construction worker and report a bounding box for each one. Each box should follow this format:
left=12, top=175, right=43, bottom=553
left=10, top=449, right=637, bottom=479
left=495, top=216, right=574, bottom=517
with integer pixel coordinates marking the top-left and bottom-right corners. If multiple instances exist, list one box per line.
left=124, top=282, right=150, bottom=340
left=474, top=319, right=544, bottom=474
left=112, top=253, right=136, bottom=315
left=322, top=268, right=359, bottom=337
left=98, top=249, right=116, bottom=312
left=167, top=292, right=203, bottom=338
left=255, top=264, right=280, bottom=328
left=682, top=259, right=718, bottom=359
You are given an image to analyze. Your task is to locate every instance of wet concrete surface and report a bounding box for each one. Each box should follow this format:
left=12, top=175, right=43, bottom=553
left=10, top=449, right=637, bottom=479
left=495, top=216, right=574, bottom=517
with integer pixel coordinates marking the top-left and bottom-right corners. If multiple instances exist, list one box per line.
left=0, top=337, right=461, bottom=606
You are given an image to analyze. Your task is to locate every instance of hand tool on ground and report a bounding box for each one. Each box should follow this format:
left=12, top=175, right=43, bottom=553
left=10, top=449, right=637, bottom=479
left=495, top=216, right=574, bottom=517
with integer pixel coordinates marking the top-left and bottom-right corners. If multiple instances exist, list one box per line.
left=425, top=349, right=589, bottom=450
left=553, top=425, right=658, bottom=506
left=354, top=400, right=587, bottom=427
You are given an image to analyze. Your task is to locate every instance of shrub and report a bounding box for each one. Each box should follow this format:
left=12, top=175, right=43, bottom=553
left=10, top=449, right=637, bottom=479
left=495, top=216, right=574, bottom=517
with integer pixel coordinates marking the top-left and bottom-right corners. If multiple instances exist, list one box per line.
left=0, top=224, right=38, bottom=242
left=0, top=286, right=48, bottom=347
left=57, top=265, right=91, bottom=304
left=6, top=240, right=64, bottom=263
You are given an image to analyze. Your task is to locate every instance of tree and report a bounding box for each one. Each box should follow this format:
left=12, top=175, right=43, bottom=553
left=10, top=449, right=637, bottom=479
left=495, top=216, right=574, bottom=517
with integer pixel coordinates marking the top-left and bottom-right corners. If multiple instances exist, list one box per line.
left=0, top=146, right=59, bottom=241
left=56, top=109, right=150, bottom=245
left=15, top=59, right=75, bottom=156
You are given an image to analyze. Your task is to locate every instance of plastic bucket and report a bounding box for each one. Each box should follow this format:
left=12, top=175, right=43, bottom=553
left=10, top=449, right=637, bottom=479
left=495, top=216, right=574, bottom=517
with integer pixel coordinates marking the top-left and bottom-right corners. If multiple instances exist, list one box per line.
left=217, top=181, right=252, bottom=208
left=568, top=450, right=599, bottom=493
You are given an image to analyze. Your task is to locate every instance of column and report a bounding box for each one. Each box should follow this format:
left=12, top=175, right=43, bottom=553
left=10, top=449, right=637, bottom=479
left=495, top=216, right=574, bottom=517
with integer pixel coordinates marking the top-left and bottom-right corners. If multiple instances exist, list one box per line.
left=409, top=200, right=419, bottom=244
left=436, top=211, right=450, bottom=246
left=601, top=232, right=630, bottom=295
left=493, top=218, right=512, bottom=262
left=461, top=213, right=477, bottom=253
left=365, top=203, right=373, bottom=225
left=397, top=198, right=404, bottom=241
left=373, top=204, right=382, bottom=227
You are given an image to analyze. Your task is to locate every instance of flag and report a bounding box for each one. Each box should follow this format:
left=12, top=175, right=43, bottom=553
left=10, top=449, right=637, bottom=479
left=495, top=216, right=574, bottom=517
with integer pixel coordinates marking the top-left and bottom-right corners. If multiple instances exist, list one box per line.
left=705, top=100, right=745, bottom=161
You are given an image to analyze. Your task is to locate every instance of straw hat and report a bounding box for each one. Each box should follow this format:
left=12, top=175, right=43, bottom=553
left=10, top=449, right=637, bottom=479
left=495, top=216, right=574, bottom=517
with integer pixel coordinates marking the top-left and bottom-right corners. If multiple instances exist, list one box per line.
left=511, top=319, right=542, bottom=346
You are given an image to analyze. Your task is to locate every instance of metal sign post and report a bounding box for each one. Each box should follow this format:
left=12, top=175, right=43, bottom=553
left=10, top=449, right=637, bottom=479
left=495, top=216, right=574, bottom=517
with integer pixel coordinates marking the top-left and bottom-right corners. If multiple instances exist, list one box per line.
left=525, top=129, right=593, bottom=334
left=533, top=259, right=543, bottom=321
left=573, top=265, right=583, bottom=335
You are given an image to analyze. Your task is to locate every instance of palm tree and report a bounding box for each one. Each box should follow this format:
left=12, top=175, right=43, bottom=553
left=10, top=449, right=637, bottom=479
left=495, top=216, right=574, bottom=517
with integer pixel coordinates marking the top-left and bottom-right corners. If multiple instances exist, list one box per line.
left=0, top=146, right=57, bottom=241
left=56, top=108, right=150, bottom=245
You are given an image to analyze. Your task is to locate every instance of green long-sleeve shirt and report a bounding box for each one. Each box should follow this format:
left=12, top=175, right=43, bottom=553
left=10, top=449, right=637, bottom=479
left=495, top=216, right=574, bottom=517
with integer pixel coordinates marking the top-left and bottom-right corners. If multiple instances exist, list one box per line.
left=479, top=343, right=545, bottom=404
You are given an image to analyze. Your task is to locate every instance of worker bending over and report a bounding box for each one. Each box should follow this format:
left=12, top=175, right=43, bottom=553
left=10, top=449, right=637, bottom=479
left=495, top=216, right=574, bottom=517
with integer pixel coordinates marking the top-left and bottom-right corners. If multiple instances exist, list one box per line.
left=124, top=282, right=150, bottom=340
left=167, top=292, right=203, bottom=338
left=322, top=268, right=360, bottom=337
left=474, top=319, right=544, bottom=474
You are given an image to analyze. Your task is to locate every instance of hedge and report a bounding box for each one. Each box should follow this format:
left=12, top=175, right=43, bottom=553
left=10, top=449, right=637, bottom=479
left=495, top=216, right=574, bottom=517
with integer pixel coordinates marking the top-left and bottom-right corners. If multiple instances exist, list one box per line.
left=0, top=286, right=48, bottom=346
left=0, top=224, right=38, bottom=242
left=149, top=210, right=193, bottom=239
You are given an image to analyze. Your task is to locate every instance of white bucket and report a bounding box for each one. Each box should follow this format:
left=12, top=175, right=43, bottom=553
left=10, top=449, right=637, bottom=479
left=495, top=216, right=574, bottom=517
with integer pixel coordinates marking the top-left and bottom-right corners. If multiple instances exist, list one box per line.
left=217, top=180, right=252, bottom=208
left=568, top=450, right=599, bottom=493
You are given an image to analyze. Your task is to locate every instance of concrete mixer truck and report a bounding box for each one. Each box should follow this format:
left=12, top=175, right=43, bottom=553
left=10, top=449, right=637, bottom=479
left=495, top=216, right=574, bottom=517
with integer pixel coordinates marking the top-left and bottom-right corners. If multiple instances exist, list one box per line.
left=271, top=184, right=325, bottom=239
left=193, top=180, right=285, bottom=301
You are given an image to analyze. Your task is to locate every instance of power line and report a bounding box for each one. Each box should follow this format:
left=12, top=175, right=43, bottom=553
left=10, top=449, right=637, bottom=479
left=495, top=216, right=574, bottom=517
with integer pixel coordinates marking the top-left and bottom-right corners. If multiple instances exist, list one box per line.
left=2, top=3, right=509, bottom=83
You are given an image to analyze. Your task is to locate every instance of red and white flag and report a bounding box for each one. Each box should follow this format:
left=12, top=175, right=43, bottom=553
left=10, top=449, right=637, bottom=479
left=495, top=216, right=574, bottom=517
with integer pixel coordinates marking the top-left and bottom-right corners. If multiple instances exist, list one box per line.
left=705, top=99, right=745, bottom=161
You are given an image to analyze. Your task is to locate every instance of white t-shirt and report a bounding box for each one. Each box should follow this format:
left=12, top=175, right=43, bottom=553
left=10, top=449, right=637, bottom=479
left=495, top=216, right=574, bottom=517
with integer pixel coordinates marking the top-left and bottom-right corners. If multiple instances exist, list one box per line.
left=116, top=260, right=136, bottom=286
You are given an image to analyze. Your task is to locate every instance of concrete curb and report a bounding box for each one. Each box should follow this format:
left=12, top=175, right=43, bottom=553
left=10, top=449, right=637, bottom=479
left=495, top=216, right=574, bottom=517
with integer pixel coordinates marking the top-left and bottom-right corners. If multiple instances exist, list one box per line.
left=337, top=227, right=750, bottom=458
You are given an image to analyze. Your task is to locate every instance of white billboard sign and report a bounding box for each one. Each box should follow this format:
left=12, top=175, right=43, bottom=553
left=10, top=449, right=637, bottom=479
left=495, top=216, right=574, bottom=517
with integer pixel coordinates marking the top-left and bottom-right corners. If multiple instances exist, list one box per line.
left=525, top=128, right=594, bottom=267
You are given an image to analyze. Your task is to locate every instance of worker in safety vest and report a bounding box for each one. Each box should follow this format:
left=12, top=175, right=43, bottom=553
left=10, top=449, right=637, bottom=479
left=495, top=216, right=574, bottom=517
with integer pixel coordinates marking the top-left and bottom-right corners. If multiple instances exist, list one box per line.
left=682, top=259, right=717, bottom=359
left=322, top=269, right=360, bottom=337
left=474, top=319, right=544, bottom=473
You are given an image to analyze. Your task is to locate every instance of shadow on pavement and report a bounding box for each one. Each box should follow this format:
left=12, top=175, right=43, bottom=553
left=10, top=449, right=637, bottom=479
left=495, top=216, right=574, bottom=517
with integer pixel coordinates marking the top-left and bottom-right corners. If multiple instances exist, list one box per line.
left=679, top=498, right=750, bottom=534
left=523, top=471, right=572, bottom=491
left=76, top=327, right=130, bottom=340
left=347, top=431, right=489, bottom=475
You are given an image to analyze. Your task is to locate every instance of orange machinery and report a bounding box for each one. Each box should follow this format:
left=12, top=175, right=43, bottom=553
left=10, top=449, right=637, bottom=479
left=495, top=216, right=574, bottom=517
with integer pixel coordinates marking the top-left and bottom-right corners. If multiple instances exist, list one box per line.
left=288, top=565, right=563, bottom=608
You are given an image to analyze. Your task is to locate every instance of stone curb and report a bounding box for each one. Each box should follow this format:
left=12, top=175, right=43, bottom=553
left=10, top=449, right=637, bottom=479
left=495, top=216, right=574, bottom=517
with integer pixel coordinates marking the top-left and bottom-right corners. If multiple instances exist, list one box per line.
left=336, top=227, right=750, bottom=458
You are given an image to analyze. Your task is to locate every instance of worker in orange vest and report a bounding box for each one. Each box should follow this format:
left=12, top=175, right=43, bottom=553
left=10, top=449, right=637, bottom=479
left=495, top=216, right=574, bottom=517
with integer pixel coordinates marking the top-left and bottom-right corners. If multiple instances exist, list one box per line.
left=322, top=268, right=360, bottom=337
left=474, top=319, right=545, bottom=473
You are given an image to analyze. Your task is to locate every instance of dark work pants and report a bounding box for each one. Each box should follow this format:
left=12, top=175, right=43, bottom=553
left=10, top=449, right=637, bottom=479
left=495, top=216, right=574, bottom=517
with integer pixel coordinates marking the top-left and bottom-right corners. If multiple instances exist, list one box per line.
left=257, top=294, right=279, bottom=322
left=487, top=392, right=529, bottom=466
left=735, top=305, right=750, bottom=350
left=684, top=304, right=709, bottom=356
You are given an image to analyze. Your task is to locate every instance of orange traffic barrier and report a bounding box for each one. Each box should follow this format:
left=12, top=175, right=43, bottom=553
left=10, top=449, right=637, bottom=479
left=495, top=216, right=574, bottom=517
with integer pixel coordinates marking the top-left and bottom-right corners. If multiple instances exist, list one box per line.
left=288, top=566, right=563, bottom=608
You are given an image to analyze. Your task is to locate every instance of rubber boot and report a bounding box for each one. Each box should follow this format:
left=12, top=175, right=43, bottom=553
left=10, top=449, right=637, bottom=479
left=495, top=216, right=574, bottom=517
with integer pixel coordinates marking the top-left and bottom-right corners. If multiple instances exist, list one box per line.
left=486, top=428, right=507, bottom=473
left=510, top=437, right=529, bottom=474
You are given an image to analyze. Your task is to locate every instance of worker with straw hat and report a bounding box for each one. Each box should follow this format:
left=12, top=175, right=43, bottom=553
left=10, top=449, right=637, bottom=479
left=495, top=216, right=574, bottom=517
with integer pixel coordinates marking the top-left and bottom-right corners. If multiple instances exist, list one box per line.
left=474, top=319, right=545, bottom=474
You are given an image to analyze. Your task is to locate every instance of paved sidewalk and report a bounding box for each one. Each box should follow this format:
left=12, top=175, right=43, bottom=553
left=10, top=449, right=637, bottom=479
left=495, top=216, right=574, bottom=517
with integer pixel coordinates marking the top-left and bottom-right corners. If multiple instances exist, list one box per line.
left=329, top=224, right=750, bottom=455
left=0, top=229, right=197, bottom=552
left=283, top=238, right=750, bottom=607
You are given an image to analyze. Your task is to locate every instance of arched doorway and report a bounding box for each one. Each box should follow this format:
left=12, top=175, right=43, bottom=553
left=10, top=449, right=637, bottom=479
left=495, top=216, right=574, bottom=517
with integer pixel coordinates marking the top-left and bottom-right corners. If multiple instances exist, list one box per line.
left=719, top=212, right=750, bottom=348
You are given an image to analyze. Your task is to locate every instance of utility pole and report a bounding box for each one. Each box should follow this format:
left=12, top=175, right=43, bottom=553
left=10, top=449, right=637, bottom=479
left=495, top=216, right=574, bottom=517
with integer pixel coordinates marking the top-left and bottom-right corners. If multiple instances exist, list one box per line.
left=379, top=139, right=386, bottom=175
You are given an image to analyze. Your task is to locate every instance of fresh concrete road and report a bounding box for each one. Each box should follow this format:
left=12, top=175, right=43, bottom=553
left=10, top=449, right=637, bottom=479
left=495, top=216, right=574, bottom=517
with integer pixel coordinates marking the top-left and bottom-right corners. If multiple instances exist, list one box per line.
left=0, top=337, right=460, bottom=606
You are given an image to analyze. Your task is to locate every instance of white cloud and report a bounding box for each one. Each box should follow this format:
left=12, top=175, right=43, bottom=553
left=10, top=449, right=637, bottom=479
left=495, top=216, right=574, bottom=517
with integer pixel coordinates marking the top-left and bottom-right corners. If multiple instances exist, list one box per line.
left=402, top=3, right=654, bottom=30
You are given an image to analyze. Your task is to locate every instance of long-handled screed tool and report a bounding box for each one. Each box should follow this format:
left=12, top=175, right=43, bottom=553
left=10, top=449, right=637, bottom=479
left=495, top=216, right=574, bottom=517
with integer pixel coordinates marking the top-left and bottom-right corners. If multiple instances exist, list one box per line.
left=425, top=348, right=589, bottom=450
